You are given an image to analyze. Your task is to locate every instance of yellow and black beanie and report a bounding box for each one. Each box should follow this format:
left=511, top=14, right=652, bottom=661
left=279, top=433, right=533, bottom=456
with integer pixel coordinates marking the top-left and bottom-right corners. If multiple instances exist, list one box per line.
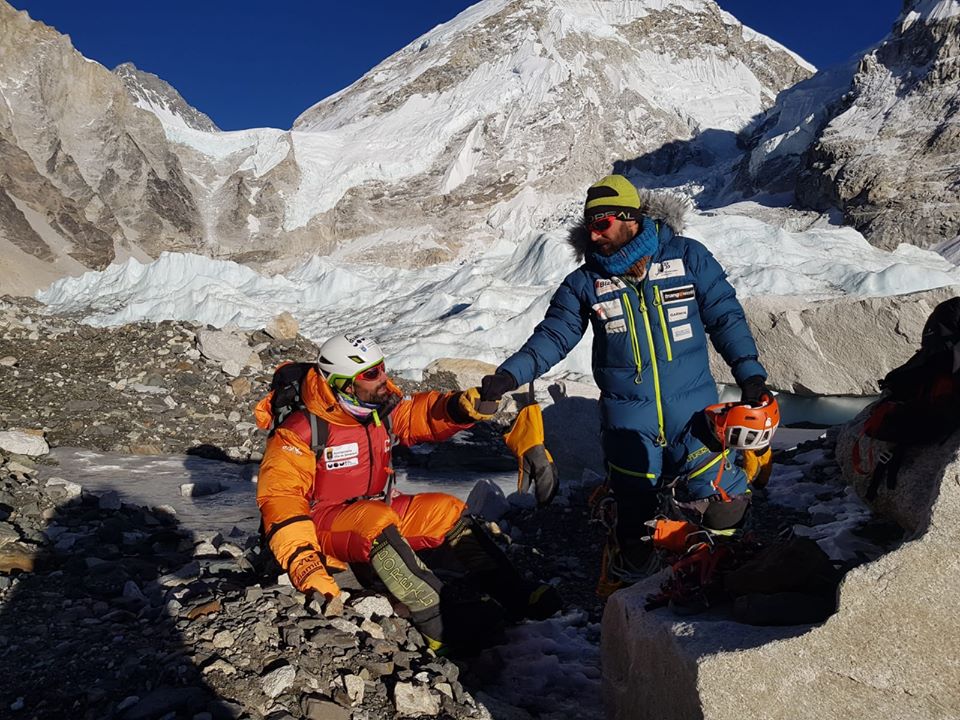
left=584, top=174, right=642, bottom=223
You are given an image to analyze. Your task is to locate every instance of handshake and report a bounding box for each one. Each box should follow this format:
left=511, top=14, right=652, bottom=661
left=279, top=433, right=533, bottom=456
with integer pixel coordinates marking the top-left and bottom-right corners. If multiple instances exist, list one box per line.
left=479, top=370, right=518, bottom=402
left=450, top=371, right=519, bottom=424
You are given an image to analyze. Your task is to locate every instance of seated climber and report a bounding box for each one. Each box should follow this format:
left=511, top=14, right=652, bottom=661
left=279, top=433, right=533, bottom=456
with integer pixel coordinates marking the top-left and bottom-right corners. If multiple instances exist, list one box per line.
left=255, top=332, right=561, bottom=652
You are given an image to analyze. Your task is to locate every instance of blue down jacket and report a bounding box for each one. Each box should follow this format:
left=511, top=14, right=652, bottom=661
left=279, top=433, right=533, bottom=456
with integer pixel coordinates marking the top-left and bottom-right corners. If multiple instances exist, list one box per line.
left=499, top=190, right=765, bottom=485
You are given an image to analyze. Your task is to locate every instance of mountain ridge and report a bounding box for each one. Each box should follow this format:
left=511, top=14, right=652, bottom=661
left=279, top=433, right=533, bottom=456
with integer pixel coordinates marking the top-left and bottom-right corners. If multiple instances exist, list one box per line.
left=0, top=0, right=809, bottom=294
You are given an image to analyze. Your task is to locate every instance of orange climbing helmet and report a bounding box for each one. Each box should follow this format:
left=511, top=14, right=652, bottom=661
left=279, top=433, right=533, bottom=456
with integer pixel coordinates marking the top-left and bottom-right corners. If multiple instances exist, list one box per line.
left=705, top=394, right=780, bottom=450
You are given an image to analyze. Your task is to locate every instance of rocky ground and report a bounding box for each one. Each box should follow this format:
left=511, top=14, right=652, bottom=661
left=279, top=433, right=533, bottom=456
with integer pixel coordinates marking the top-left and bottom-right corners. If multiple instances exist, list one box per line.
left=0, top=295, right=869, bottom=719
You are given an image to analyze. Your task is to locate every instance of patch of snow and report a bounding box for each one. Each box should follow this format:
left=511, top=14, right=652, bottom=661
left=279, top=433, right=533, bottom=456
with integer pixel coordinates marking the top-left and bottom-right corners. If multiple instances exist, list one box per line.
left=36, top=201, right=960, bottom=379
left=912, top=0, right=960, bottom=22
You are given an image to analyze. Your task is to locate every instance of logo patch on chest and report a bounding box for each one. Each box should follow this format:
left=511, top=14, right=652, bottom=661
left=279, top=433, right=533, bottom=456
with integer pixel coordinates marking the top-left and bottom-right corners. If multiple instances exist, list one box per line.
left=660, top=284, right=695, bottom=305
left=594, top=278, right=627, bottom=298
left=604, top=318, right=627, bottom=334
left=648, top=259, right=686, bottom=280
left=667, top=306, right=688, bottom=323
left=671, top=323, right=694, bottom=342
left=324, top=442, right=359, bottom=462
left=592, top=299, right=623, bottom=320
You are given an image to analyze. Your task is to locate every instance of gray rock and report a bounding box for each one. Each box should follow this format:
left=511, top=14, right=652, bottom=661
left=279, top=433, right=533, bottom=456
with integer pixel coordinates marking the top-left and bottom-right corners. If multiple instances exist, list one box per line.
left=197, top=329, right=262, bottom=374
left=359, top=619, right=385, bottom=639
left=301, top=696, right=350, bottom=720
left=212, top=630, right=235, bottom=649
left=710, top=287, right=960, bottom=396
left=179, top=481, right=225, bottom=498
left=261, top=664, right=296, bottom=699
left=329, top=618, right=360, bottom=635
left=45, top=477, right=82, bottom=499
left=352, top=595, right=394, bottom=620
left=0, top=430, right=48, bottom=457
left=265, top=312, right=299, bottom=341
left=342, top=673, right=364, bottom=705
left=98, top=491, right=122, bottom=511
left=393, top=683, right=440, bottom=717
left=0, top=523, right=20, bottom=547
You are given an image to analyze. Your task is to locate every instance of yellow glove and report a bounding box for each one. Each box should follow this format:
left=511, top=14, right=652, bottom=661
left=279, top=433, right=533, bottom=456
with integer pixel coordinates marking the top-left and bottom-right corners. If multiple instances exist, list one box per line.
left=289, top=550, right=341, bottom=599
left=455, top=386, right=499, bottom=422
left=742, top=447, right=773, bottom=489
left=503, top=404, right=559, bottom=506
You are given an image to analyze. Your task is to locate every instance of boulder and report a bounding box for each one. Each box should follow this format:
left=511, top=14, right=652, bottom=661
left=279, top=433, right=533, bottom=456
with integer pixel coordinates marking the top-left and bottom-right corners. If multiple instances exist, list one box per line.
left=602, top=427, right=960, bottom=720
left=0, top=429, right=49, bottom=456
left=422, top=358, right=496, bottom=391
left=265, top=312, right=299, bottom=341
left=196, top=329, right=262, bottom=376
left=710, top=286, right=960, bottom=396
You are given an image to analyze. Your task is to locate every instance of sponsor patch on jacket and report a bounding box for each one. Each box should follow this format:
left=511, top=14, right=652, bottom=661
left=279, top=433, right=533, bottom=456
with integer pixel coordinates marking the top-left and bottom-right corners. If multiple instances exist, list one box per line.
left=326, top=457, right=360, bottom=471
left=281, top=444, right=304, bottom=456
left=661, top=284, right=695, bottom=305
left=605, top=319, right=627, bottom=334
left=667, top=306, right=689, bottom=323
left=671, top=323, right=694, bottom=342
left=592, top=299, right=624, bottom=320
left=648, top=259, right=686, bottom=280
left=594, top=278, right=626, bottom=298
left=324, top=442, right=359, bottom=462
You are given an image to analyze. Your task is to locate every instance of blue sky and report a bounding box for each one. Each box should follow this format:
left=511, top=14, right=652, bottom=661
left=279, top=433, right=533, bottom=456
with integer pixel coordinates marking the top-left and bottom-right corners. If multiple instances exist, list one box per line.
left=11, top=0, right=902, bottom=131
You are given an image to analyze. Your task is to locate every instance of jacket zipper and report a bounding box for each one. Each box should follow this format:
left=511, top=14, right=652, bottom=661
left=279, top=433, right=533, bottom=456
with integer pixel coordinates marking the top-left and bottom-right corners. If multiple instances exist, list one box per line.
left=364, top=424, right=374, bottom=496
left=653, top=285, right=673, bottom=362
left=621, top=292, right=643, bottom=384
left=637, top=282, right=667, bottom=447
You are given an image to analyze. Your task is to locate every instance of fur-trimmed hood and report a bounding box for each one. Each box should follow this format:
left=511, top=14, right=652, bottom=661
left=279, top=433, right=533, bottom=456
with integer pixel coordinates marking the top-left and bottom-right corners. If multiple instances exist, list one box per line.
left=566, top=188, right=693, bottom=262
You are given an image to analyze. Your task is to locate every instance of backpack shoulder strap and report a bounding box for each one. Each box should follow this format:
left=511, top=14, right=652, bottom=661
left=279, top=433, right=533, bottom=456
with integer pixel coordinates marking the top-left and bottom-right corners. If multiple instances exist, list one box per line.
left=308, top=412, right=329, bottom=459
left=280, top=410, right=328, bottom=459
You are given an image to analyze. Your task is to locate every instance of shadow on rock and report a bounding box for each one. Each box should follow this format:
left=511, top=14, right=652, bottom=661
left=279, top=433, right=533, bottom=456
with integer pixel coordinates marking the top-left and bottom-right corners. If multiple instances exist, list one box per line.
left=0, top=460, right=241, bottom=719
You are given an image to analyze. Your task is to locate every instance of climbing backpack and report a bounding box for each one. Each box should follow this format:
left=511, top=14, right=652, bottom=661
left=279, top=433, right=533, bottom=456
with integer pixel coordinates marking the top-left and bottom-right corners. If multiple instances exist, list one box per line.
left=253, top=361, right=397, bottom=501
left=851, top=296, right=960, bottom=498
left=254, top=362, right=329, bottom=456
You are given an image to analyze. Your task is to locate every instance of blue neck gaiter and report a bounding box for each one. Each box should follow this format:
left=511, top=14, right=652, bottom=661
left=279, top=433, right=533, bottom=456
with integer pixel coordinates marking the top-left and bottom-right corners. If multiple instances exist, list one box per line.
left=589, top=216, right=660, bottom=275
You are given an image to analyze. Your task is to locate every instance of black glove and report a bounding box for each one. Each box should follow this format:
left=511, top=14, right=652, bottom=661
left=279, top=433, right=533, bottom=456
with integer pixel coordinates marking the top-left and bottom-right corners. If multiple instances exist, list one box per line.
left=520, top=444, right=559, bottom=507
left=739, top=375, right=770, bottom=405
left=480, top=371, right=518, bottom=402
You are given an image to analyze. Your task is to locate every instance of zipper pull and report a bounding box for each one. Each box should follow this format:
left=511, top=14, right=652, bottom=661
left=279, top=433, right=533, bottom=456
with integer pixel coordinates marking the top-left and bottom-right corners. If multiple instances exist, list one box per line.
left=655, top=431, right=667, bottom=447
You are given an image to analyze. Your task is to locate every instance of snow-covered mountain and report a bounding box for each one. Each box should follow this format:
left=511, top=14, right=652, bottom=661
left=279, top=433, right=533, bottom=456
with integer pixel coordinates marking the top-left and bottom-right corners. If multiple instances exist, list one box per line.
left=739, top=0, right=960, bottom=251
left=0, top=1, right=206, bottom=295
left=113, top=62, right=220, bottom=133
left=0, top=0, right=810, bottom=293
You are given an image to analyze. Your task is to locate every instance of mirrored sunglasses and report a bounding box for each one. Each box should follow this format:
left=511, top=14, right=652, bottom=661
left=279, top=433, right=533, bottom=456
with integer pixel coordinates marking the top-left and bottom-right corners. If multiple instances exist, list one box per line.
left=588, top=214, right=617, bottom=233
left=355, top=362, right=386, bottom=382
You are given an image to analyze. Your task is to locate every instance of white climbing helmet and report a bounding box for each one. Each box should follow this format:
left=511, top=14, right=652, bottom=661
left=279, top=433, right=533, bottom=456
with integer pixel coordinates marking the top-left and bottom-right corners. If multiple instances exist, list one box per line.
left=316, top=333, right=385, bottom=387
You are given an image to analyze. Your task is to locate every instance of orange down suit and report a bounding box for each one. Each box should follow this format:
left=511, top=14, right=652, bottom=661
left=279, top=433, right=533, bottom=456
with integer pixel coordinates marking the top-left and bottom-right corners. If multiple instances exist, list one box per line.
left=257, top=367, right=473, bottom=596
